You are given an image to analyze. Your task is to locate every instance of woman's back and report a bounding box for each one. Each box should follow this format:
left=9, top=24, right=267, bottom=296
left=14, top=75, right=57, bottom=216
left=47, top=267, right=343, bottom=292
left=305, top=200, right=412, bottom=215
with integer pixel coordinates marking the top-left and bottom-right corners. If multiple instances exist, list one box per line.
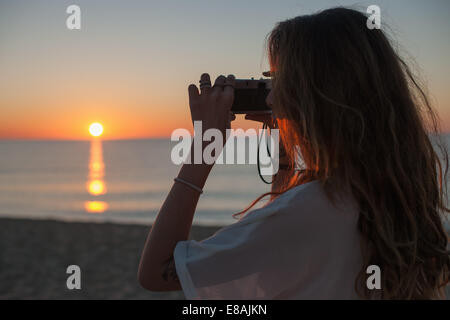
left=174, top=180, right=364, bottom=299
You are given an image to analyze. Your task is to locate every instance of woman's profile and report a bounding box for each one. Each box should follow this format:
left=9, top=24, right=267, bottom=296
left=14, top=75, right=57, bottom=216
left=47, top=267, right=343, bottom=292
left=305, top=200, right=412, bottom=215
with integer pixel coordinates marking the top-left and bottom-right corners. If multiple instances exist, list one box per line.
left=138, top=7, right=449, bottom=299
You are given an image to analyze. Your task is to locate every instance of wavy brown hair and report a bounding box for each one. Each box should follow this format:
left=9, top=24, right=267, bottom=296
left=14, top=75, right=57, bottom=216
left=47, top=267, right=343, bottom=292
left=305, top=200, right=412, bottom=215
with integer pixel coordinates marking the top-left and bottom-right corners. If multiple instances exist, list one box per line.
left=235, top=7, right=450, bottom=299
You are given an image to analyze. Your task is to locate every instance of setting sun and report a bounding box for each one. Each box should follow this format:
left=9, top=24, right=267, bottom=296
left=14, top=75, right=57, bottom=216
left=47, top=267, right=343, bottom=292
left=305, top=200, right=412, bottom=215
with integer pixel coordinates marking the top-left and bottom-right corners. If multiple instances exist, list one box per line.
left=89, top=123, right=104, bottom=137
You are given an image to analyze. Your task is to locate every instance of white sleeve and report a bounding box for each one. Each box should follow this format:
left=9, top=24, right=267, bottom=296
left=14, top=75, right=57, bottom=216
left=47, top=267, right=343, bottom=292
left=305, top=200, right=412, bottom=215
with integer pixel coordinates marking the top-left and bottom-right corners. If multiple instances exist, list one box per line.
left=172, top=198, right=321, bottom=300
left=173, top=181, right=363, bottom=300
left=173, top=212, right=272, bottom=299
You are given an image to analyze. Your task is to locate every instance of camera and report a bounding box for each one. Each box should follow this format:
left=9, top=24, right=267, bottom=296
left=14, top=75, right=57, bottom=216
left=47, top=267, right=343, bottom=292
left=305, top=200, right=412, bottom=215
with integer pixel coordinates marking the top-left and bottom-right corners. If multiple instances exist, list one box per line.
left=231, top=78, right=272, bottom=114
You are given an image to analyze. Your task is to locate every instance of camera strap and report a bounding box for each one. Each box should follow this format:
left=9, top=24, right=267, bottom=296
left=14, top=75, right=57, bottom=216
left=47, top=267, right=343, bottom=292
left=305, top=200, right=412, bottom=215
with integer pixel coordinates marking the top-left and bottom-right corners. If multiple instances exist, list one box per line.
left=256, top=122, right=274, bottom=184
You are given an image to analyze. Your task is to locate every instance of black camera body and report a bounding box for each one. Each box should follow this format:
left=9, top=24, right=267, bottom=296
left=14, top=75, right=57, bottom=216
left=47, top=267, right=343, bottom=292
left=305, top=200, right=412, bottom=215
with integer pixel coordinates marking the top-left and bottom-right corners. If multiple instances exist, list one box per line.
left=231, top=78, right=272, bottom=114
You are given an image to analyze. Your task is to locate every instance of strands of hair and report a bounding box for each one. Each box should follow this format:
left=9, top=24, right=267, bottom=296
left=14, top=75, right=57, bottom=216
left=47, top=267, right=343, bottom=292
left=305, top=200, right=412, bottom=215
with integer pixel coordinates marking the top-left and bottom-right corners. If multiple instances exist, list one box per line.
left=235, top=7, right=449, bottom=299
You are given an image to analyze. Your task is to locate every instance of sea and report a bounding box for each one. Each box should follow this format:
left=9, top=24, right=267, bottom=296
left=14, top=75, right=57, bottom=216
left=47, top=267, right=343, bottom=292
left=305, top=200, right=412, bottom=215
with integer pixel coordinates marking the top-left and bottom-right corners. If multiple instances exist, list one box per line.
left=0, top=139, right=270, bottom=226
left=0, top=136, right=448, bottom=227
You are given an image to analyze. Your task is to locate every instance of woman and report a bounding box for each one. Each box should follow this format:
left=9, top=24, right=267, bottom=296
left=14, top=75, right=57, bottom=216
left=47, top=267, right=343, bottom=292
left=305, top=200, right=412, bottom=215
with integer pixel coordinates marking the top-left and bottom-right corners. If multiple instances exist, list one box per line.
left=138, top=7, right=449, bottom=299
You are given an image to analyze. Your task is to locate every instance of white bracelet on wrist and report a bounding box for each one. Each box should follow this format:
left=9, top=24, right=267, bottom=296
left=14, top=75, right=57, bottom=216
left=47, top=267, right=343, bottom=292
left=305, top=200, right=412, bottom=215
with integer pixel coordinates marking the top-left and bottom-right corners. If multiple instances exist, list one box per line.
left=174, top=177, right=203, bottom=194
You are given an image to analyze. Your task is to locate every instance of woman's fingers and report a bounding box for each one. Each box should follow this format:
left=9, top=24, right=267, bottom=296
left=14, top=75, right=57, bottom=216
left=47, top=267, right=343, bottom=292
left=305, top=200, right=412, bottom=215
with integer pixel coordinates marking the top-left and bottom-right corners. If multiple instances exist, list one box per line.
left=226, top=112, right=236, bottom=130
left=188, top=84, right=199, bottom=104
left=199, top=73, right=212, bottom=95
left=227, top=74, right=235, bottom=80
left=199, top=74, right=235, bottom=96
left=223, top=74, right=235, bottom=95
left=213, top=75, right=226, bottom=93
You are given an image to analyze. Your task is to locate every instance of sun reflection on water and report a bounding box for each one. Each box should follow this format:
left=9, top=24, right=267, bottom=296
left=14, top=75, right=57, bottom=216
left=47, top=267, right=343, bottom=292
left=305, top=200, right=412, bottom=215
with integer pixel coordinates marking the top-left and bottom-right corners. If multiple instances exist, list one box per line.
left=85, top=200, right=108, bottom=214
left=87, top=179, right=106, bottom=196
left=85, top=139, right=108, bottom=213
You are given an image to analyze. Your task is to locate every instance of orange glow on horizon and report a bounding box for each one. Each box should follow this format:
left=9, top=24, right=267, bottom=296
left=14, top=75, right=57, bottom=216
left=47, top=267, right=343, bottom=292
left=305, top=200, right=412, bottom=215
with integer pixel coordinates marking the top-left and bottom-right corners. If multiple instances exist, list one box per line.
left=0, top=108, right=448, bottom=140
left=0, top=109, right=293, bottom=140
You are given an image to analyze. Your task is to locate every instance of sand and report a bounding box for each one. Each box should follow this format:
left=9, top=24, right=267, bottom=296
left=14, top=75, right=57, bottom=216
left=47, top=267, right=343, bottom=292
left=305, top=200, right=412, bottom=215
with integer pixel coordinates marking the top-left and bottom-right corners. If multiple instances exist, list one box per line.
left=0, top=217, right=221, bottom=299
left=1, top=217, right=448, bottom=299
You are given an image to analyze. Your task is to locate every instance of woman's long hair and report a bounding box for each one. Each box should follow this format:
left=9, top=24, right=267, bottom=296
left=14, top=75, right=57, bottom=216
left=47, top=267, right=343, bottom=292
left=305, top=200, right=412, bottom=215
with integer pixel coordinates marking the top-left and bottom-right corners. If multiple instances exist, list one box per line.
left=235, top=7, right=449, bottom=299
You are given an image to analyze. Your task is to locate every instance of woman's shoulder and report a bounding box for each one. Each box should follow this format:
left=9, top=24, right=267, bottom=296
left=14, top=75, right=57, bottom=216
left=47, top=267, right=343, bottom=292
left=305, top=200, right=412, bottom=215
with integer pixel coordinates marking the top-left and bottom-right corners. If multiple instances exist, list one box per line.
left=275, top=179, right=325, bottom=204
left=282, top=179, right=358, bottom=212
left=239, top=179, right=360, bottom=229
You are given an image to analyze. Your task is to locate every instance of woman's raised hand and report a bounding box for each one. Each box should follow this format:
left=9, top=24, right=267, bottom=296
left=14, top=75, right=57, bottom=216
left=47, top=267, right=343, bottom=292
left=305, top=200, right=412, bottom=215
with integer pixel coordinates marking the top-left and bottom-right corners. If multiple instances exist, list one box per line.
left=188, top=73, right=236, bottom=142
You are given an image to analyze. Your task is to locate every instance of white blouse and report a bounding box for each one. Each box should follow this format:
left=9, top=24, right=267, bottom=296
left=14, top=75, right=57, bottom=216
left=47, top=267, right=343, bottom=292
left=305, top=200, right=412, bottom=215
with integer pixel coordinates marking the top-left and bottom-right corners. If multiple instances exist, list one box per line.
left=174, top=179, right=363, bottom=299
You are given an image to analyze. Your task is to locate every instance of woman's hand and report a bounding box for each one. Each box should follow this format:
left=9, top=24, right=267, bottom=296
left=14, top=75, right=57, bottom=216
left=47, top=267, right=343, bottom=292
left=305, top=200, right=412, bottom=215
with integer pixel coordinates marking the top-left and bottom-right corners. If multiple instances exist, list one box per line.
left=138, top=75, right=238, bottom=292
left=188, top=73, right=236, bottom=143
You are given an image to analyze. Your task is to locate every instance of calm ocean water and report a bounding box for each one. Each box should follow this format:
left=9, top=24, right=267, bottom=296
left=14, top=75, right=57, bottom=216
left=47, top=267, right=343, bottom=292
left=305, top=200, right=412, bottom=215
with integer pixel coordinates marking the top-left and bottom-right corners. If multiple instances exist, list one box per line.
left=0, top=139, right=270, bottom=226
left=0, top=136, right=448, bottom=227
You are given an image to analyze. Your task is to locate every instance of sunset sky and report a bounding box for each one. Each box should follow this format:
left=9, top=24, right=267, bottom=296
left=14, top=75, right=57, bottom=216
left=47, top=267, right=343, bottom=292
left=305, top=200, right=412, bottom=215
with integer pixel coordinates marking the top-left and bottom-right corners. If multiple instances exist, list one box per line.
left=0, top=0, right=449, bottom=140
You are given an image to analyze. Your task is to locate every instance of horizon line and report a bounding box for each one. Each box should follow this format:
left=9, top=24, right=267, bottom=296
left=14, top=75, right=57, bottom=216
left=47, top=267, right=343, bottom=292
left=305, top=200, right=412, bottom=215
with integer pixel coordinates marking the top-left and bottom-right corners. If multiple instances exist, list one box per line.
left=0, top=131, right=449, bottom=142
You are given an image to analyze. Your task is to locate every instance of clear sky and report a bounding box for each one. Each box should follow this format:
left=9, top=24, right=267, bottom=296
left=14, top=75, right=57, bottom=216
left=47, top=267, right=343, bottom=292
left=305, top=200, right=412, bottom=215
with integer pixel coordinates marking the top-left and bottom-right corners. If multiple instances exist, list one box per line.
left=0, top=0, right=449, bottom=140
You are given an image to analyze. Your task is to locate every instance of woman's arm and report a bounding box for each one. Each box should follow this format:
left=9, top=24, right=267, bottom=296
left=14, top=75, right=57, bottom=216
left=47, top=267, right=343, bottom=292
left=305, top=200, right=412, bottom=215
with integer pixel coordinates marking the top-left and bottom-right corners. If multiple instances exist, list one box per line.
left=138, top=159, right=212, bottom=291
left=138, top=73, right=235, bottom=291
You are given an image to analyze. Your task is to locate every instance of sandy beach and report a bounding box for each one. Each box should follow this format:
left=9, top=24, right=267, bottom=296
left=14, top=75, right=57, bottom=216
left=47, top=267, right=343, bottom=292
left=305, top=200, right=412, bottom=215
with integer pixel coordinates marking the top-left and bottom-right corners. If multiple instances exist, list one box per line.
left=1, top=217, right=448, bottom=299
left=0, top=218, right=221, bottom=299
